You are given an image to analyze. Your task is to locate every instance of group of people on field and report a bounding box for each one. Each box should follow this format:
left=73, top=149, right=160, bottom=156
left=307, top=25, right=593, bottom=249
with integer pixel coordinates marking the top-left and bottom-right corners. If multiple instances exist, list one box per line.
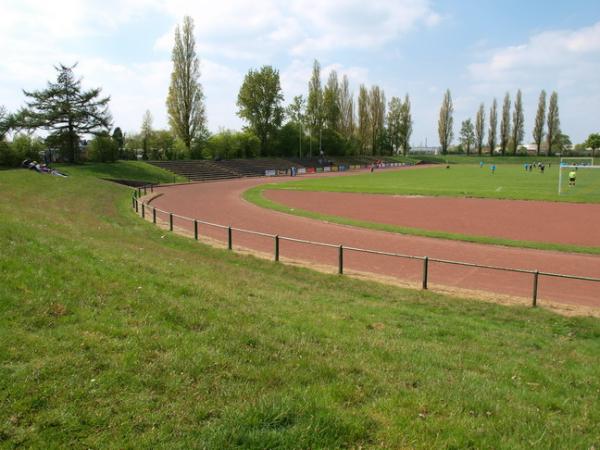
left=524, top=161, right=549, bottom=173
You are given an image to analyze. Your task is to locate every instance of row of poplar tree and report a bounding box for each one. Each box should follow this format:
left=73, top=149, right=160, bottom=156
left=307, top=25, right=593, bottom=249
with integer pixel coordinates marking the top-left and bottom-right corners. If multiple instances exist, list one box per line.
left=437, top=89, right=564, bottom=156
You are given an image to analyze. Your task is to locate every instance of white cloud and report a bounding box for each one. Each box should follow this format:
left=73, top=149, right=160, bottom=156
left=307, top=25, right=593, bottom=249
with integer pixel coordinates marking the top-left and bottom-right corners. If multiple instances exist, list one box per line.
left=153, top=0, right=440, bottom=59
left=468, top=21, right=600, bottom=87
left=465, top=21, right=600, bottom=142
left=0, top=0, right=441, bottom=134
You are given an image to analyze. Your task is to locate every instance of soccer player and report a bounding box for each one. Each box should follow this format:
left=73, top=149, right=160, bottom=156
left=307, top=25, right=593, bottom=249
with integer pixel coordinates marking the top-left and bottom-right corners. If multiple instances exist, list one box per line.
left=569, top=170, right=577, bottom=186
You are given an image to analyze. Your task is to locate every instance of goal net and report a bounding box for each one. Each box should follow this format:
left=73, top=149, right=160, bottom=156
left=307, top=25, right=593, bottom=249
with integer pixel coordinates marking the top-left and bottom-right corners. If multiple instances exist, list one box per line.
left=558, top=158, right=600, bottom=195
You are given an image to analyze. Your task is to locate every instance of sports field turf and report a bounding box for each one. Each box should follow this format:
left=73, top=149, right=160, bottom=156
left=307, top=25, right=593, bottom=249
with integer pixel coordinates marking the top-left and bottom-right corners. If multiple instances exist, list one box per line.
left=271, top=164, right=600, bottom=203
left=244, top=164, right=600, bottom=254
left=1, top=161, right=600, bottom=448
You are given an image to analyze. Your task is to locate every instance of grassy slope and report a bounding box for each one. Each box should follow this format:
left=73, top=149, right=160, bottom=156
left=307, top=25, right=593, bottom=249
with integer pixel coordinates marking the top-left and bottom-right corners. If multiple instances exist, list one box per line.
left=244, top=164, right=600, bottom=255
left=1, top=164, right=600, bottom=448
left=54, top=160, right=188, bottom=183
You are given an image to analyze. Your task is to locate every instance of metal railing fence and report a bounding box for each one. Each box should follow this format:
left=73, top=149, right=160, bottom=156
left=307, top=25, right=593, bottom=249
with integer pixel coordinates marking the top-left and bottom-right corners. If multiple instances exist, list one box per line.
left=132, top=187, right=600, bottom=308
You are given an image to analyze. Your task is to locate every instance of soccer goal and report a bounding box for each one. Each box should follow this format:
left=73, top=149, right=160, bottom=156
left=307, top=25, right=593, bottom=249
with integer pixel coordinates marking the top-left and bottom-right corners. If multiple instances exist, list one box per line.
left=558, top=157, right=600, bottom=195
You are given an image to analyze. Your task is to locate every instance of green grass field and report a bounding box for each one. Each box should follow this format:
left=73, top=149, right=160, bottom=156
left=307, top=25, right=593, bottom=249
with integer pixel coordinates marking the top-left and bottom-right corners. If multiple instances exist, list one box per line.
left=1, top=162, right=600, bottom=448
left=273, top=164, right=600, bottom=203
left=244, top=164, right=600, bottom=255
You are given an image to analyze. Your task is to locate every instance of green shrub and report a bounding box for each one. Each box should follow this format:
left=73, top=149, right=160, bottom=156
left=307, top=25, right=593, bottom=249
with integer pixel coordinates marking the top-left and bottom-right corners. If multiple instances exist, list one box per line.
left=88, top=134, right=119, bottom=162
left=0, top=134, right=45, bottom=167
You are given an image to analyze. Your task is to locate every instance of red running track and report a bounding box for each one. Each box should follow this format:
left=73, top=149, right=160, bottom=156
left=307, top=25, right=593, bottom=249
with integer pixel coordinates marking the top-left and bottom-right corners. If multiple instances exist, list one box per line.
left=150, top=175, right=600, bottom=309
left=265, top=190, right=600, bottom=247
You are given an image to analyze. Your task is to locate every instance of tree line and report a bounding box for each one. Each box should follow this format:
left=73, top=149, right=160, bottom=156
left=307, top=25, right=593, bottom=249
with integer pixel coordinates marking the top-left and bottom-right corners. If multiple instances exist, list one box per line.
left=438, top=88, right=570, bottom=156
left=235, top=59, right=413, bottom=159
left=1, top=14, right=599, bottom=166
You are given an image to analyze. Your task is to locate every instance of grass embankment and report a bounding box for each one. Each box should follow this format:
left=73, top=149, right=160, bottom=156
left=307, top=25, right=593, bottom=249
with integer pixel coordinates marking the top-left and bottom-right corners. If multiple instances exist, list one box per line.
left=54, top=160, right=188, bottom=184
left=244, top=164, right=600, bottom=255
left=1, top=163, right=600, bottom=448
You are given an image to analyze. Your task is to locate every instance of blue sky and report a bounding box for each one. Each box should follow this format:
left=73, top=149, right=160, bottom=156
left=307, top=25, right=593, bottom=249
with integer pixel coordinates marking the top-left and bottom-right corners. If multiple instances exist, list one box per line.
left=1, top=0, right=599, bottom=144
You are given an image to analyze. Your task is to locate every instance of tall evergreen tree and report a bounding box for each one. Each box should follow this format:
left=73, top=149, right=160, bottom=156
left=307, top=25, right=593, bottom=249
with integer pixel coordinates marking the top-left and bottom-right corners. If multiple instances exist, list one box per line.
left=499, top=92, right=511, bottom=156
left=237, top=66, right=284, bottom=156
left=475, top=103, right=485, bottom=156
left=166, top=16, right=206, bottom=154
left=399, top=94, right=413, bottom=156
left=533, top=90, right=546, bottom=156
left=338, top=75, right=354, bottom=140
left=20, top=64, right=111, bottom=162
left=323, top=71, right=341, bottom=131
left=511, top=89, right=525, bottom=154
left=546, top=91, right=560, bottom=156
left=460, top=119, right=475, bottom=155
left=437, top=89, right=453, bottom=155
left=357, top=85, right=370, bottom=154
left=112, top=126, right=124, bottom=157
left=306, top=60, right=324, bottom=156
left=488, top=98, right=498, bottom=156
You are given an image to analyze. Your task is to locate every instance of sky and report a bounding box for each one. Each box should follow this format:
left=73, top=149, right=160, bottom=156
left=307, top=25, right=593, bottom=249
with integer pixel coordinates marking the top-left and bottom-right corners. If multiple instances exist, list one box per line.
left=1, top=0, right=599, bottom=145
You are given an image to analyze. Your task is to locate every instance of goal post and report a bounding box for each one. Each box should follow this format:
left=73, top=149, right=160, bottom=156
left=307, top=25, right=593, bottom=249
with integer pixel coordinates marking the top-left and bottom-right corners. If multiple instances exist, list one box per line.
left=560, top=157, right=594, bottom=167
left=558, top=159, right=600, bottom=195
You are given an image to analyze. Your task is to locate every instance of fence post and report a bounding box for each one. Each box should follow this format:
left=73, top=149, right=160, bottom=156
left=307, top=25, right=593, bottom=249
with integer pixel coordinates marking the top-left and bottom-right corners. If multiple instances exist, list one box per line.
left=169, top=213, right=173, bottom=231
left=135, top=199, right=139, bottom=213
left=152, top=208, right=156, bottom=224
left=274, top=235, right=279, bottom=261
left=141, top=203, right=145, bottom=219
left=137, top=187, right=141, bottom=197
left=132, top=196, right=135, bottom=209
left=228, top=226, right=233, bottom=250
left=150, top=184, right=154, bottom=193
left=338, top=245, right=344, bottom=274
left=144, top=186, right=147, bottom=195
left=532, top=270, right=539, bottom=307
left=422, top=256, right=429, bottom=290
left=194, top=220, right=198, bottom=240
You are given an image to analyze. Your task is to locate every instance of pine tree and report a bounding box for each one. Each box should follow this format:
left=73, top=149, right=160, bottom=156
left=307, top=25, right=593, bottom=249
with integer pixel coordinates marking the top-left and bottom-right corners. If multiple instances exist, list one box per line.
left=20, top=64, right=111, bottom=162
left=166, top=16, right=206, bottom=153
